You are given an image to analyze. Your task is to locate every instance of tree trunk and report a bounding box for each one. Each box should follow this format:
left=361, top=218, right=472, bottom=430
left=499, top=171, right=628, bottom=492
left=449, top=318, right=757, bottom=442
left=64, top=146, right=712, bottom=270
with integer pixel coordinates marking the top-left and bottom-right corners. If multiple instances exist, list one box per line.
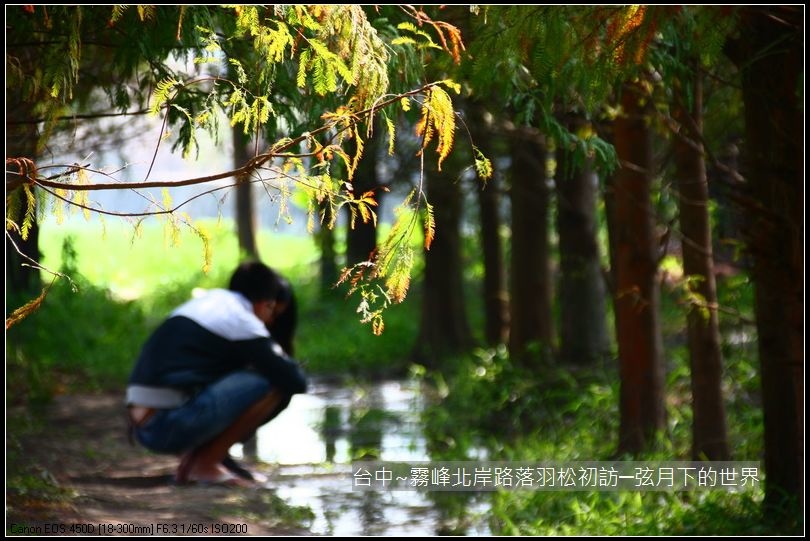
left=508, top=128, right=554, bottom=364
left=609, top=81, right=665, bottom=454
left=233, top=126, right=259, bottom=259
left=413, top=159, right=473, bottom=366
left=468, top=102, right=509, bottom=346
left=345, top=128, right=380, bottom=266
left=555, top=118, right=610, bottom=365
left=6, top=199, right=42, bottom=296
left=707, top=141, right=744, bottom=268
left=318, top=200, right=339, bottom=292
left=729, top=6, right=803, bottom=511
left=672, top=67, right=730, bottom=461
left=6, top=99, right=42, bottom=296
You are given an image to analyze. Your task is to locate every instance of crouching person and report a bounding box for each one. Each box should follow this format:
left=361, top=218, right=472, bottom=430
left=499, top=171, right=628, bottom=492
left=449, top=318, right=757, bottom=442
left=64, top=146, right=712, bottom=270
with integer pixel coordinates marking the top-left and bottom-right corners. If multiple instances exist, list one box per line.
left=126, top=261, right=307, bottom=486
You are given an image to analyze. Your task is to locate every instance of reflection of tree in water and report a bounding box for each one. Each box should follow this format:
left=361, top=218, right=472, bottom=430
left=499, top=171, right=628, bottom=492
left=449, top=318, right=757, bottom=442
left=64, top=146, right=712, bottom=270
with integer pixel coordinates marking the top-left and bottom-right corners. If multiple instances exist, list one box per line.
left=321, top=405, right=341, bottom=463
left=349, top=385, right=387, bottom=461
left=314, top=385, right=391, bottom=535
left=358, top=490, right=387, bottom=536
left=430, top=491, right=488, bottom=536
left=348, top=385, right=399, bottom=535
left=319, top=489, right=387, bottom=537
left=349, top=408, right=385, bottom=461
left=422, top=409, right=490, bottom=535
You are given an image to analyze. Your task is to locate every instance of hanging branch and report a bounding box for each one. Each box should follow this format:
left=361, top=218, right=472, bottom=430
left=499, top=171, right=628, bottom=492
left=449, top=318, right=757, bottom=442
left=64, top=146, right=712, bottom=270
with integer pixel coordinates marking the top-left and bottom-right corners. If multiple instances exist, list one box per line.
left=7, top=82, right=449, bottom=196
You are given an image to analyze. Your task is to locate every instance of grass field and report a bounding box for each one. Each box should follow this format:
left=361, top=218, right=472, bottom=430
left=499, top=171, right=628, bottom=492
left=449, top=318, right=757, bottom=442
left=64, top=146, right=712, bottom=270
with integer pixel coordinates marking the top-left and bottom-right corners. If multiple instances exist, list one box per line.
left=37, top=216, right=323, bottom=299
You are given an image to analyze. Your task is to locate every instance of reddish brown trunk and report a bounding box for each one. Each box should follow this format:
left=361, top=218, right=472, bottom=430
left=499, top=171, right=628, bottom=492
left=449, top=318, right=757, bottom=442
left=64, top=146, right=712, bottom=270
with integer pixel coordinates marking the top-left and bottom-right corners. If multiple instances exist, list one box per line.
left=673, top=68, right=730, bottom=460
left=610, top=81, right=665, bottom=454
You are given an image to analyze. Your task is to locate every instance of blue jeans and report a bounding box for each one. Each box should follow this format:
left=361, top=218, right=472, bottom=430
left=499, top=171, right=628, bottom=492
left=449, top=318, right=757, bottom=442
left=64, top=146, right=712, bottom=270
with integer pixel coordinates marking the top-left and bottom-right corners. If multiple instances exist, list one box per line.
left=135, top=371, right=271, bottom=454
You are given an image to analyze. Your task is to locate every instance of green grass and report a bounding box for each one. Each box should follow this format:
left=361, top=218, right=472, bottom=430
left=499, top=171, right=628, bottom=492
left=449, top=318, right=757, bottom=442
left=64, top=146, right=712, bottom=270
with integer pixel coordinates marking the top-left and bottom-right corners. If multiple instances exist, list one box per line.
left=37, top=217, right=321, bottom=302
left=488, top=488, right=777, bottom=536
left=296, top=282, right=419, bottom=378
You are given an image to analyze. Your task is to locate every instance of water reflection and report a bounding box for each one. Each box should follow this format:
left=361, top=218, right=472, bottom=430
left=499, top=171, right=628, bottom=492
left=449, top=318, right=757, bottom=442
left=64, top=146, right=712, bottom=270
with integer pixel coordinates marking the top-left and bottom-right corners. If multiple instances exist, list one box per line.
left=234, top=379, right=489, bottom=536
left=322, top=405, right=341, bottom=463
left=348, top=385, right=384, bottom=461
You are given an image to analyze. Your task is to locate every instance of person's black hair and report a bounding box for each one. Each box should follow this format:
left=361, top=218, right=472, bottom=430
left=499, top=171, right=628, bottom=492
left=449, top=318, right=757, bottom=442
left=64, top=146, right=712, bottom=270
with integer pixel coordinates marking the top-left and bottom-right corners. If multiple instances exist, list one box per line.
left=228, top=261, right=280, bottom=302
left=268, top=283, right=298, bottom=356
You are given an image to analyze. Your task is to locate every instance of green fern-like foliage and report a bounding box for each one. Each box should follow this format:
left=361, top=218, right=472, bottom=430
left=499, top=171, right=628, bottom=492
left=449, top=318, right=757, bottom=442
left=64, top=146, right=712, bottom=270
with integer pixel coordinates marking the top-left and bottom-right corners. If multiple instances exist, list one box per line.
left=336, top=184, right=436, bottom=335
left=461, top=6, right=740, bottom=175
left=20, top=185, right=37, bottom=241
left=416, top=82, right=459, bottom=171
left=647, top=7, right=740, bottom=105
left=293, top=5, right=390, bottom=109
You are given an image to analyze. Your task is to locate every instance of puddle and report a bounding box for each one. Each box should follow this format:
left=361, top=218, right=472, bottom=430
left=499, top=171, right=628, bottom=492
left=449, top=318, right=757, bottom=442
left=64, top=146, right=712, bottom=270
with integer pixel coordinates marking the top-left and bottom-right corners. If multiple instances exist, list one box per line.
left=232, top=379, right=491, bottom=536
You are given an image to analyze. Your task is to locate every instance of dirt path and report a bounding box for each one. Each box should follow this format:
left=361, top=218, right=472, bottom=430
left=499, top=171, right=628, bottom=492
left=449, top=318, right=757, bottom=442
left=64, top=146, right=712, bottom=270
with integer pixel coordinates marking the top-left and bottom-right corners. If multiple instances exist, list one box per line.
left=7, top=392, right=313, bottom=536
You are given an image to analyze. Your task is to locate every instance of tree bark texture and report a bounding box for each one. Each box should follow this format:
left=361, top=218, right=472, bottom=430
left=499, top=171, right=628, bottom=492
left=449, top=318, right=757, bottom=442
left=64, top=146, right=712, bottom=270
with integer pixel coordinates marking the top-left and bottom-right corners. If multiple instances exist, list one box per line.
left=672, top=68, right=730, bottom=461
left=610, top=81, right=666, bottom=454
left=508, top=128, right=554, bottom=364
left=730, top=6, right=803, bottom=510
left=555, top=120, right=610, bottom=365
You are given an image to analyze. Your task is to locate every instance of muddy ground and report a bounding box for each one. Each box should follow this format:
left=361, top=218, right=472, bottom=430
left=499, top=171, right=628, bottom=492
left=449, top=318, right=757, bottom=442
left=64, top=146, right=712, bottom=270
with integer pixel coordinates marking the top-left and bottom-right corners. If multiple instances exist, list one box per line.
left=7, top=392, right=313, bottom=536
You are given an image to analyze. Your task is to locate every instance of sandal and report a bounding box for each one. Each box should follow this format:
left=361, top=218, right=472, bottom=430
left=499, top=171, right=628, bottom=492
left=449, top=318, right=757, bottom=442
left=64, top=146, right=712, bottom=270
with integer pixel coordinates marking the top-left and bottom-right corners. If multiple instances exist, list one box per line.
left=222, top=456, right=268, bottom=484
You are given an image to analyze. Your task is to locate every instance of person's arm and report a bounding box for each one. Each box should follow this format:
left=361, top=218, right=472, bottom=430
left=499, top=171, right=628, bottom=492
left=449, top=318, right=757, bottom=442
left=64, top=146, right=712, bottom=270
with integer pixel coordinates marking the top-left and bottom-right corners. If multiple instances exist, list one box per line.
left=235, top=337, right=307, bottom=394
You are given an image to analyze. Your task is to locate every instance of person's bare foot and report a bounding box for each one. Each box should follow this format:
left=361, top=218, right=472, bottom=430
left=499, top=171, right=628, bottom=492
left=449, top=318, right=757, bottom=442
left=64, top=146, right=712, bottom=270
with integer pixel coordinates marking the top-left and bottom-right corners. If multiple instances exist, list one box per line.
left=183, top=459, right=254, bottom=487
left=175, top=450, right=199, bottom=484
